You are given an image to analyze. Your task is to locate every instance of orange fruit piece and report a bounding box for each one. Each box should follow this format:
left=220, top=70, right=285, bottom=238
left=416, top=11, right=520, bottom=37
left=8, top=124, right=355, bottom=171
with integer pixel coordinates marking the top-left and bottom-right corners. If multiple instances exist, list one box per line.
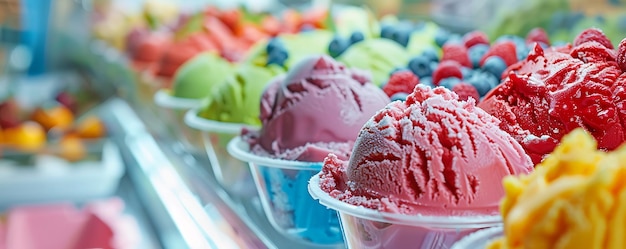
left=31, top=104, right=74, bottom=131
left=59, top=134, right=86, bottom=162
left=75, top=116, right=106, bottom=139
left=3, top=121, right=46, bottom=151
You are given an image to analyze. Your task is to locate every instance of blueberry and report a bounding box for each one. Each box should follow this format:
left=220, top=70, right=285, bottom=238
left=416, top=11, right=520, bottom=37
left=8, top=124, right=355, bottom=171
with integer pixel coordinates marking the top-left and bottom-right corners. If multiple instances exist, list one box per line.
left=266, top=38, right=284, bottom=54
left=430, top=61, right=438, bottom=72
left=266, top=49, right=288, bottom=66
left=391, top=28, right=411, bottom=47
left=482, top=56, right=507, bottom=79
left=420, top=76, right=435, bottom=88
left=517, top=45, right=531, bottom=60
left=445, top=34, right=463, bottom=46
left=461, top=67, right=474, bottom=79
left=468, top=71, right=498, bottom=96
left=496, top=35, right=525, bottom=48
left=391, top=92, right=409, bottom=102
left=350, top=31, right=365, bottom=45
left=468, top=44, right=489, bottom=68
left=408, top=56, right=432, bottom=78
left=438, top=77, right=461, bottom=89
left=300, top=24, right=315, bottom=32
left=328, top=36, right=349, bottom=58
left=435, top=29, right=450, bottom=48
left=380, top=25, right=395, bottom=40
left=421, top=47, right=440, bottom=62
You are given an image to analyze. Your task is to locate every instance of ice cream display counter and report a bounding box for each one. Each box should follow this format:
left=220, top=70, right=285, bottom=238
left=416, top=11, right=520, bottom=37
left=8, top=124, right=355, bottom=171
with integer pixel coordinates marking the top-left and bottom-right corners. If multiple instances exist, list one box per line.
left=29, top=0, right=626, bottom=248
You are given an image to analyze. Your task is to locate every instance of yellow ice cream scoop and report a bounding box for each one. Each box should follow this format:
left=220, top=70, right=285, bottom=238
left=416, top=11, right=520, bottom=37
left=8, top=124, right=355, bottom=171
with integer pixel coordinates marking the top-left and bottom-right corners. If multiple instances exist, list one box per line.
left=488, top=128, right=626, bottom=249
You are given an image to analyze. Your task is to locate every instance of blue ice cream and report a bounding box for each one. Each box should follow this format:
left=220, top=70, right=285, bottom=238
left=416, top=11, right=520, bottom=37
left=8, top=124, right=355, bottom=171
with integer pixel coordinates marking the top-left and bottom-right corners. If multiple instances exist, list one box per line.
left=257, top=165, right=342, bottom=244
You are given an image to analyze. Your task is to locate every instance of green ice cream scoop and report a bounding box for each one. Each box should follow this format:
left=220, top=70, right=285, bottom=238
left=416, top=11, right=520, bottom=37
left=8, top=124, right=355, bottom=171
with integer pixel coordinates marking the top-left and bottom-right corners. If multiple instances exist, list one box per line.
left=338, top=38, right=410, bottom=86
left=199, top=63, right=284, bottom=125
left=172, top=52, right=234, bottom=99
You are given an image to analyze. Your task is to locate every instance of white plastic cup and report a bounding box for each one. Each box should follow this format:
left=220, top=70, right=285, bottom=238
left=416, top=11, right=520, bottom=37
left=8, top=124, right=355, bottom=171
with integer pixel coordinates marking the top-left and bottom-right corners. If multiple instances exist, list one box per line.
left=185, top=108, right=259, bottom=197
left=308, top=173, right=502, bottom=249
left=451, top=226, right=503, bottom=249
left=227, top=137, right=344, bottom=246
left=154, top=89, right=204, bottom=153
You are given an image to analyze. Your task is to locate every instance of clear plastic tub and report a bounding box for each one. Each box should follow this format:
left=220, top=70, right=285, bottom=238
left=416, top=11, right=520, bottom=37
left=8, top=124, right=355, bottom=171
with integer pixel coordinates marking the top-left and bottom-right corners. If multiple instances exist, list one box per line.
left=0, top=139, right=124, bottom=206
left=227, top=137, right=344, bottom=247
left=184, top=108, right=258, bottom=197
left=451, top=226, right=503, bottom=249
left=154, top=89, right=204, bottom=153
left=308, top=173, right=502, bottom=249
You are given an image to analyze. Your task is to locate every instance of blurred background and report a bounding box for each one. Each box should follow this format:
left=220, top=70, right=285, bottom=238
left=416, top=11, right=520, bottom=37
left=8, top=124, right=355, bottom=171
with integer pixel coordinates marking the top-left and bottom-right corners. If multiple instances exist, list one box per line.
left=0, top=0, right=624, bottom=248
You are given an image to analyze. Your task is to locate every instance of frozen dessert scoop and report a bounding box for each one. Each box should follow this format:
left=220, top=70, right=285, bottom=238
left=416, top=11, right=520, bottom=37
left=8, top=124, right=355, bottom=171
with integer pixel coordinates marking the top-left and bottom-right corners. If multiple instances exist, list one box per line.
left=228, top=55, right=389, bottom=245
left=479, top=28, right=626, bottom=164
left=198, top=63, right=284, bottom=126
left=321, top=85, right=534, bottom=216
left=486, top=128, right=626, bottom=249
left=171, top=52, right=234, bottom=99
left=249, top=55, right=391, bottom=161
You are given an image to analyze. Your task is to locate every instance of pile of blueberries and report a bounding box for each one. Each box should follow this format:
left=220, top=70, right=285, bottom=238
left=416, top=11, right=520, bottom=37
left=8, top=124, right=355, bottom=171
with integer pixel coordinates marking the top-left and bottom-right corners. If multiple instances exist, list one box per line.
left=328, top=21, right=430, bottom=58
left=384, top=28, right=552, bottom=101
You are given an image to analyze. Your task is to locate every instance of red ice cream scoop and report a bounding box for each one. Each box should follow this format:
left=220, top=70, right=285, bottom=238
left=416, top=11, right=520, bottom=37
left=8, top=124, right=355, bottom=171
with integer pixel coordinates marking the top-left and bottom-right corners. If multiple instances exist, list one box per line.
left=479, top=28, right=626, bottom=164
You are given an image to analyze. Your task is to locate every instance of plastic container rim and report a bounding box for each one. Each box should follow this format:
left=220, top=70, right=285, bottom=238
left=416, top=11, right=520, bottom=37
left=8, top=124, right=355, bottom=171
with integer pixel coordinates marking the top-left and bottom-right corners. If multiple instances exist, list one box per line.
left=154, top=89, right=204, bottom=110
left=450, top=225, right=504, bottom=249
left=308, top=173, right=502, bottom=228
left=227, top=136, right=324, bottom=170
left=184, top=108, right=260, bottom=134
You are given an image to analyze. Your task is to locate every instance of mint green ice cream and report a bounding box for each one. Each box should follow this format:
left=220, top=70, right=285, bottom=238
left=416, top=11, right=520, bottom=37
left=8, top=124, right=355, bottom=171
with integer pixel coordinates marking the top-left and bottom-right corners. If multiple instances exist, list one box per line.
left=172, top=52, right=234, bottom=99
left=199, top=63, right=284, bottom=125
left=338, top=38, right=410, bottom=86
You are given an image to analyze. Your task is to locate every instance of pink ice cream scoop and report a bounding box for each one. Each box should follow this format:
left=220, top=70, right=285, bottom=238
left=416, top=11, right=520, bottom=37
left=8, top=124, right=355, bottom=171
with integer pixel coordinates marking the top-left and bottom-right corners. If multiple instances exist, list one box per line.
left=320, top=85, right=534, bottom=216
left=249, top=55, right=391, bottom=161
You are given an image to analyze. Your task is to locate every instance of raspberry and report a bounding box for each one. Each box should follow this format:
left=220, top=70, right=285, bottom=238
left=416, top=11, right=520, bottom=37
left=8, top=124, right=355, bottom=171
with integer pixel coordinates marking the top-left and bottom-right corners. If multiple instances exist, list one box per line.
left=574, top=28, right=614, bottom=49
left=617, top=38, right=626, bottom=71
left=383, top=70, right=420, bottom=97
left=432, top=60, right=463, bottom=85
left=452, top=82, right=480, bottom=101
left=463, top=31, right=490, bottom=48
left=442, top=43, right=472, bottom=68
left=570, top=41, right=616, bottom=63
left=480, top=41, right=518, bottom=67
left=526, top=27, right=550, bottom=46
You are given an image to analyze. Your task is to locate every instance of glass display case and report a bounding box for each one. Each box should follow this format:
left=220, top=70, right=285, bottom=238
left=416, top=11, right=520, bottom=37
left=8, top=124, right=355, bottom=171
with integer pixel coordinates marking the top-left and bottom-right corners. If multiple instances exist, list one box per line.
left=31, top=0, right=626, bottom=248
